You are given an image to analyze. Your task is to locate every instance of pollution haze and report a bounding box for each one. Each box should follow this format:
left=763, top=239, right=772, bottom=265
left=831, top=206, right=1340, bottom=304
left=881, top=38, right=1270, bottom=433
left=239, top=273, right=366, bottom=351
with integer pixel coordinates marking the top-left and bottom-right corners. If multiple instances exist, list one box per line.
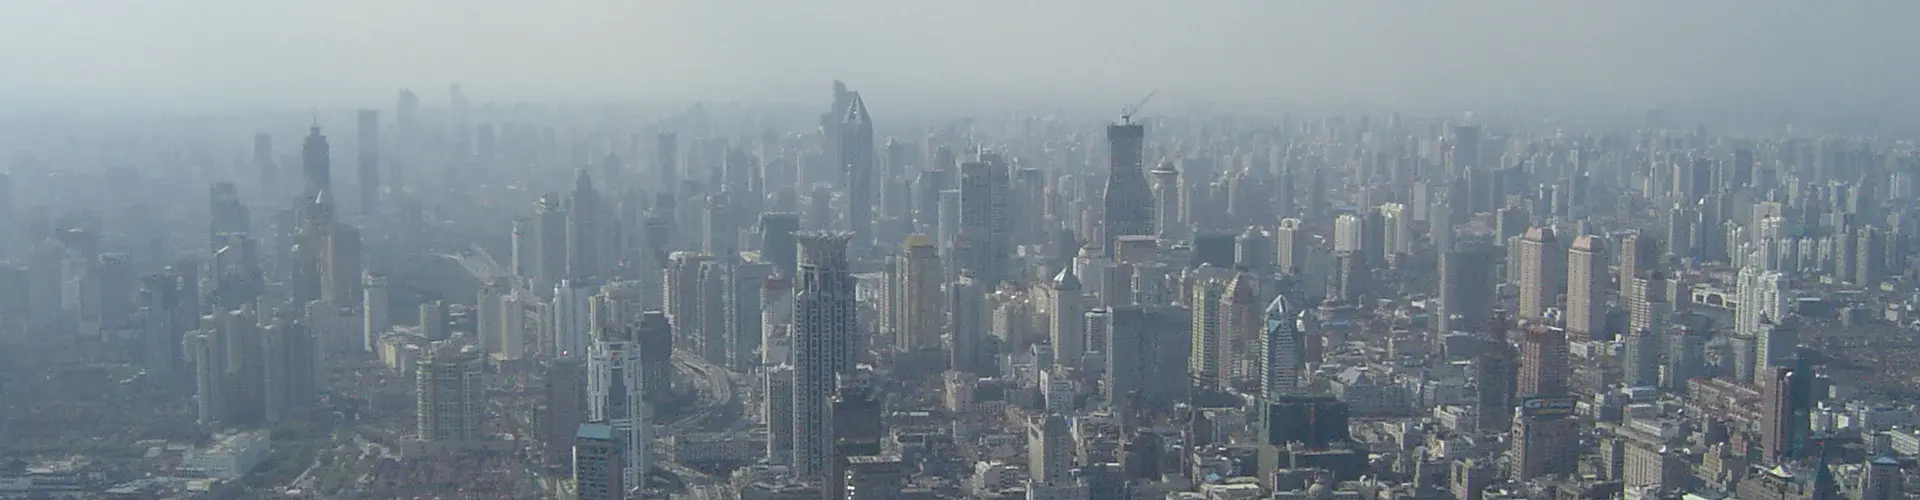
left=1, top=0, right=1917, bottom=117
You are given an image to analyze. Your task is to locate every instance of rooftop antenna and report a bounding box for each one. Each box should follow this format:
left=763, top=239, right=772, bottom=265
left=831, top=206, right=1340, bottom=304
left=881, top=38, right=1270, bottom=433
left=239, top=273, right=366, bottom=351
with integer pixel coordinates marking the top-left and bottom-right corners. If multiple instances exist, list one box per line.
left=1120, top=89, right=1159, bottom=125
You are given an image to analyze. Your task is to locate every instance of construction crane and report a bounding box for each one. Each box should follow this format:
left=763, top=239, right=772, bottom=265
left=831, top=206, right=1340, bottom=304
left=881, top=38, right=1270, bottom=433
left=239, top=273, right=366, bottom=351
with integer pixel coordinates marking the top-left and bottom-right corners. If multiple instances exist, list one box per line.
left=1120, top=89, right=1159, bottom=125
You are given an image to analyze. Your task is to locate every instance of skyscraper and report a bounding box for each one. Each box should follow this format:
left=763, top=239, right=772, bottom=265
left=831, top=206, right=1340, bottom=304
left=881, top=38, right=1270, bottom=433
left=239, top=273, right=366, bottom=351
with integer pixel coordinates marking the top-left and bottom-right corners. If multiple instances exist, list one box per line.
left=553, top=280, right=592, bottom=358
left=1565, top=235, right=1607, bottom=340
left=566, top=170, right=602, bottom=279
left=760, top=212, right=801, bottom=279
left=417, top=340, right=486, bottom=444
left=1259, top=295, right=1303, bottom=400
left=1516, top=227, right=1560, bottom=321
left=572, top=422, right=625, bottom=500
left=1048, top=266, right=1085, bottom=368
left=587, top=319, right=651, bottom=490
left=948, top=274, right=991, bottom=376
left=1517, top=325, right=1568, bottom=399
left=541, top=358, right=586, bottom=472
left=1221, top=272, right=1263, bottom=387
left=792, top=232, right=856, bottom=481
left=1189, top=270, right=1231, bottom=389
left=840, top=93, right=875, bottom=250
left=1151, top=161, right=1185, bottom=241
left=1439, top=243, right=1493, bottom=334
left=957, top=159, right=1010, bottom=285
left=827, top=367, right=882, bottom=500
left=897, top=235, right=942, bottom=352
left=1760, top=355, right=1814, bottom=465
left=1103, top=122, right=1155, bottom=253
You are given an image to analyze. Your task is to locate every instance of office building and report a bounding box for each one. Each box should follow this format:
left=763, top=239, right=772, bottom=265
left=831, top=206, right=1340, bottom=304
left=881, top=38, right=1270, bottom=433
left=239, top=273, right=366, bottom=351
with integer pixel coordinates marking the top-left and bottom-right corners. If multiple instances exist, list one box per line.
left=792, top=232, right=856, bottom=481
left=1439, top=243, right=1493, bottom=334
left=896, top=234, right=943, bottom=352
left=1516, top=227, right=1560, bottom=321
left=587, top=319, right=651, bottom=490
left=1508, top=397, right=1578, bottom=480
left=1517, top=325, right=1568, bottom=399
left=416, top=340, right=486, bottom=444
left=572, top=423, right=625, bottom=500
left=957, top=159, right=1011, bottom=285
left=1047, top=266, right=1085, bottom=368
left=1760, top=355, right=1815, bottom=465
left=1258, top=295, right=1304, bottom=400
left=1103, top=121, right=1154, bottom=253
left=1565, top=235, right=1606, bottom=340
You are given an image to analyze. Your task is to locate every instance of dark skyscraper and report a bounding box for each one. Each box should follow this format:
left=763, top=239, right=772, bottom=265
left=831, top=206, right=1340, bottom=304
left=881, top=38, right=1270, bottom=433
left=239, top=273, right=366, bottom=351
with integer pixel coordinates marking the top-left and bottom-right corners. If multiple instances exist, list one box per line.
left=1761, top=354, right=1815, bottom=465
left=301, top=125, right=331, bottom=207
left=1102, top=122, right=1154, bottom=253
left=839, top=93, right=875, bottom=251
left=1440, top=243, right=1494, bottom=334
left=760, top=212, right=801, bottom=279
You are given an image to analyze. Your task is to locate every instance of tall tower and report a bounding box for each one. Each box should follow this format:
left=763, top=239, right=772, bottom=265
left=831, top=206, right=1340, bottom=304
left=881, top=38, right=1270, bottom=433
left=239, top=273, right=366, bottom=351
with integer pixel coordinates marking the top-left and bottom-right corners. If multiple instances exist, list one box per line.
left=1151, top=160, right=1185, bottom=241
left=957, top=159, right=1010, bottom=285
left=1188, top=271, right=1230, bottom=389
left=1221, top=272, right=1262, bottom=387
left=948, top=275, right=991, bottom=376
left=1439, top=243, right=1494, bottom=334
left=1028, top=414, right=1076, bottom=487
left=1048, top=266, right=1085, bottom=368
left=534, top=194, right=568, bottom=293
left=553, top=279, right=592, bottom=358
left=1275, top=218, right=1311, bottom=275
left=1565, top=235, right=1607, bottom=340
left=897, top=235, right=942, bottom=352
left=1517, top=325, right=1569, bottom=399
left=356, top=109, right=380, bottom=216
left=301, top=125, right=332, bottom=208
left=792, top=232, right=856, bottom=481
left=840, top=93, right=875, bottom=250
left=1258, top=296, right=1303, bottom=400
left=587, top=320, right=651, bottom=490
left=1760, top=355, right=1814, bottom=465
left=1516, top=227, right=1560, bottom=321
left=1103, top=122, right=1155, bottom=252
left=416, top=340, right=486, bottom=443
left=566, top=170, right=602, bottom=279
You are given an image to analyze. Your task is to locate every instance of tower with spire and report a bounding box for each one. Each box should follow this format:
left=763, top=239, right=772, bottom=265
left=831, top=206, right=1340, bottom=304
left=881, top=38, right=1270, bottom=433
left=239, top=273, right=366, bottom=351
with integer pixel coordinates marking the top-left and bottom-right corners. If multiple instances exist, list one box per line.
left=839, top=91, right=875, bottom=252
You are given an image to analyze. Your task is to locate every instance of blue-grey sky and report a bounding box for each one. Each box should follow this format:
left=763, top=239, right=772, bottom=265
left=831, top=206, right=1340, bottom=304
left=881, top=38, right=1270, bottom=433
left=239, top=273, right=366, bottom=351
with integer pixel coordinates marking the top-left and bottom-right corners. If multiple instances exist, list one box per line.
left=1, top=1, right=1914, bottom=114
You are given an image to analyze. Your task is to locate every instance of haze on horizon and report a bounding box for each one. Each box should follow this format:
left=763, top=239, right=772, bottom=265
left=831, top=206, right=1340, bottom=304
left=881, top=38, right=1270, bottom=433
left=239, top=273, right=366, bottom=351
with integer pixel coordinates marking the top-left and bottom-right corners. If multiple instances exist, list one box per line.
left=0, top=0, right=1915, bottom=117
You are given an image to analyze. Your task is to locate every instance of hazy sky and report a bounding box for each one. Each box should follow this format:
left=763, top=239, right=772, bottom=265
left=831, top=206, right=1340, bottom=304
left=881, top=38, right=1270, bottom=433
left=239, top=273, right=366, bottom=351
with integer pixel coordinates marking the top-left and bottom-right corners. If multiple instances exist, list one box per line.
left=2, top=1, right=1915, bottom=114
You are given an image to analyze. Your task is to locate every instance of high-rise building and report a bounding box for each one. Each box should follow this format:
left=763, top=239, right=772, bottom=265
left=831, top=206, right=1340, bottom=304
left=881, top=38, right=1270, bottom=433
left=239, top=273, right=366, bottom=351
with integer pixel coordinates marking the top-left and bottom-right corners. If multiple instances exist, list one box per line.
left=1516, top=227, right=1561, bottom=321
left=1275, top=218, right=1311, bottom=275
left=1476, top=333, right=1518, bottom=433
left=1738, top=266, right=1792, bottom=359
left=362, top=273, right=389, bottom=352
left=1565, top=235, right=1607, bottom=340
left=1258, top=295, right=1303, bottom=400
left=1666, top=327, right=1707, bottom=392
left=840, top=93, right=875, bottom=250
left=356, top=109, right=380, bottom=216
left=260, top=313, right=317, bottom=424
left=416, top=340, right=486, bottom=444
left=842, top=455, right=907, bottom=500
left=1028, top=414, right=1076, bottom=487
left=663, top=252, right=713, bottom=354
left=419, top=299, right=449, bottom=341
left=1621, top=328, right=1662, bottom=387
left=896, top=234, right=942, bottom=352
left=1760, top=355, right=1815, bottom=465
left=1048, top=266, right=1085, bottom=368
left=1439, top=243, right=1494, bottom=334
left=1221, top=272, right=1263, bottom=387
left=322, top=223, right=362, bottom=308
left=1517, top=325, right=1568, bottom=399
left=1188, top=270, right=1231, bottom=389
left=553, top=280, right=592, bottom=357
left=566, top=170, right=603, bottom=279
left=765, top=364, right=794, bottom=465
left=760, top=212, right=801, bottom=279
left=1151, top=161, right=1185, bottom=241
left=541, top=358, right=586, bottom=472
left=1103, top=121, right=1155, bottom=254
left=1859, top=456, right=1904, bottom=500
left=1508, top=397, right=1578, bottom=480
left=572, top=423, right=625, bottom=500
left=792, top=232, right=856, bottom=481
left=827, top=367, right=882, bottom=500
left=948, top=274, right=991, bottom=376
left=587, top=319, right=651, bottom=489
left=957, top=159, right=1011, bottom=285
left=534, top=194, right=569, bottom=293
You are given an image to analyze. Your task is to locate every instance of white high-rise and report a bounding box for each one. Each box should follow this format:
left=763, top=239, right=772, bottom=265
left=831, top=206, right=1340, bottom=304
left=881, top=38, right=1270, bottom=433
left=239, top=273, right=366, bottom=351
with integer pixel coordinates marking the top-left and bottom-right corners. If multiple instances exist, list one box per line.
left=1736, top=266, right=1791, bottom=338
left=554, top=279, right=592, bottom=358
left=791, top=232, right=855, bottom=481
left=362, top=273, right=389, bottom=352
left=1259, top=295, right=1304, bottom=399
left=587, top=325, right=651, bottom=491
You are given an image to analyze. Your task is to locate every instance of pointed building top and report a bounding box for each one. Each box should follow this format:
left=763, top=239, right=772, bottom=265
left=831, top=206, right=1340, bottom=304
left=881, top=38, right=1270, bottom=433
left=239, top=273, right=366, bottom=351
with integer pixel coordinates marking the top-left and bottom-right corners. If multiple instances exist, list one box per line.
left=574, top=168, right=594, bottom=192
left=1051, top=265, right=1082, bottom=291
left=1265, top=294, right=1292, bottom=321
left=842, top=92, right=870, bottom=126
